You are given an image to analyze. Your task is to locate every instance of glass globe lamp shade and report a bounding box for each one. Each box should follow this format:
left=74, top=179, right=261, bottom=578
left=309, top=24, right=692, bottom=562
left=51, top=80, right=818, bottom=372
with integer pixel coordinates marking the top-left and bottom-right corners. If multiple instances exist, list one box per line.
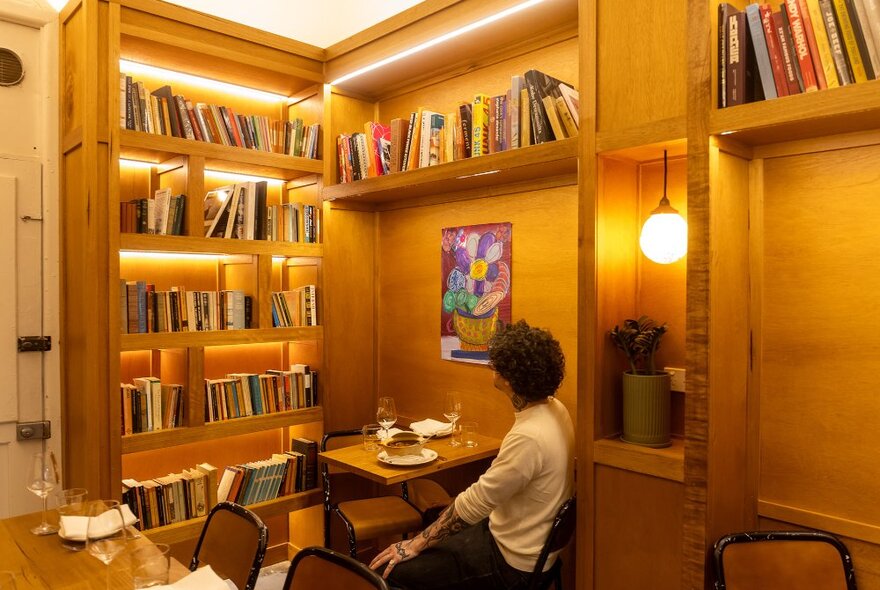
left=639, top=208, right=688, bottom=264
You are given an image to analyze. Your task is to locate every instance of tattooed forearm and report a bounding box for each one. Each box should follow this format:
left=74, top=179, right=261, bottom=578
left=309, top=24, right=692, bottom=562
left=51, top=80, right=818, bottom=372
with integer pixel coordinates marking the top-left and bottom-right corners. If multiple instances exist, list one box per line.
left=419, top=503, right=469, bottom=546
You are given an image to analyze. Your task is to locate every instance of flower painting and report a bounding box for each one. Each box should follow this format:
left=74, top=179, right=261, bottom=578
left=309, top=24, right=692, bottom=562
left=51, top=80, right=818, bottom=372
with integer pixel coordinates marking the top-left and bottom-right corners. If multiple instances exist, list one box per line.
left=441, top=222, right=512, bottom=363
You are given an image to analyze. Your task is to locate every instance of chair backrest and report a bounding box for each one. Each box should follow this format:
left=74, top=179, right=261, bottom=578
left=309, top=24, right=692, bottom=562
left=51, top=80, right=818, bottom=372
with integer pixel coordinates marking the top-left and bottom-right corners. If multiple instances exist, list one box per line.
left=284, top=546, right=390, bottom=590
left=527, top=496, right=576, bottom=590
left=321, top=429, right=370, bottom=547
left=190, top=501, right=268, bottom=590
left=713, top=530, right=857, bottom=590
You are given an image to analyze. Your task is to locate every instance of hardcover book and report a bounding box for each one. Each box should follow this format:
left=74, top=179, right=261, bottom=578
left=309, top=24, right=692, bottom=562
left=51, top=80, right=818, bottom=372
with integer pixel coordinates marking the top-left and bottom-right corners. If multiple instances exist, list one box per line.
left=844, top=0, right=878, bottom=77
left=805, top=0, right=844, bottom=85
left=760, top=4, right=791, bottom=95
left=472, top=94, right=490, bottom=157
left=747, top=4, right=779, bottom=98
left=832, top=0, right=870, bottom=80
left=785, top=0, right=820, bottom=91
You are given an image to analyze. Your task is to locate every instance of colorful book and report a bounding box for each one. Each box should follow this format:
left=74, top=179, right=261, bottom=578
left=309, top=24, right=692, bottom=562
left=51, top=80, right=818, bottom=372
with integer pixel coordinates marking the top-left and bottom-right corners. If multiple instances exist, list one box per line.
left=785, top=0, right=820, bottom=91
left=760, top=4, right=791, bottom=95
left=805, top=0, right=844, bottom=85
left=747, top=4, right=779, bottom=98
left=819, top=0, right=855, bottom=83
left=832, top=0, right=870, bottom=80
left=472, top=94, right=490, bottom=157
left=844, top=0, right=877, bottom=77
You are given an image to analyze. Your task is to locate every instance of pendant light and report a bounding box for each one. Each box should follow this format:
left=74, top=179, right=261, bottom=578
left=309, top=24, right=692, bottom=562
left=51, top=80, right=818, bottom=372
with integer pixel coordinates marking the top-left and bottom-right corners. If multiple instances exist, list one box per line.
left=639, top=150, right=687, bottom=264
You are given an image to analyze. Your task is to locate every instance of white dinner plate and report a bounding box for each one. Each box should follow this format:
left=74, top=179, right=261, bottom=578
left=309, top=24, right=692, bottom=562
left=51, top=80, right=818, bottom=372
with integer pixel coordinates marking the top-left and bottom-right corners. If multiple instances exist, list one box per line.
left=377, top=448, right=439, bottom=466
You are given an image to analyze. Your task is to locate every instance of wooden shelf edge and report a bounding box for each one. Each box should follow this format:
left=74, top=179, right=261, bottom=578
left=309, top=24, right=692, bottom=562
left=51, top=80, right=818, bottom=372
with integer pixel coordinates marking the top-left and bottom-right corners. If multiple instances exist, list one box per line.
left=758, top=500, right=880, bottom=545
left=119, top=129, right=323, bottom=178
left=593, top=436, right=684, bottom=482
left=120, top=326, right=323, bottom=351
left=710, top=79, right=880, bottom=145
left=119, top=233, right=323, bottom=257
left=596, top=117, right=687, bottom=156
left=143, top=489, right=322, bottom=544
left=122, top=407, right=323, bottom=454
left=321, top=138, right=578, bottom=203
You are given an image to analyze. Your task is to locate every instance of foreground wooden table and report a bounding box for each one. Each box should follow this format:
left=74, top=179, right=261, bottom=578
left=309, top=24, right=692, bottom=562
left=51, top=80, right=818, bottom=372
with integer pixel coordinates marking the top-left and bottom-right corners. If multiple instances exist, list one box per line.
left=0, top=510, right=189, bottom=589
left=320, top=433, right=502, bottom=486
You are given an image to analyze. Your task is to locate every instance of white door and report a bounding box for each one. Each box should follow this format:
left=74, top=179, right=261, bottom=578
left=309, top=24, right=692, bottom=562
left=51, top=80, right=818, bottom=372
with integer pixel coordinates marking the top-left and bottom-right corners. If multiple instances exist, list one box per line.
left=0, top=11, right=61, bottom=518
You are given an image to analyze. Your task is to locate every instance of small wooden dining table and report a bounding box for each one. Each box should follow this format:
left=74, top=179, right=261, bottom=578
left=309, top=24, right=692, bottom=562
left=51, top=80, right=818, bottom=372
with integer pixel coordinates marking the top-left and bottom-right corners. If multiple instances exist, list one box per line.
left=0, top=509, right=189, bottom=589
left=319, top=433, right=502, bottom=486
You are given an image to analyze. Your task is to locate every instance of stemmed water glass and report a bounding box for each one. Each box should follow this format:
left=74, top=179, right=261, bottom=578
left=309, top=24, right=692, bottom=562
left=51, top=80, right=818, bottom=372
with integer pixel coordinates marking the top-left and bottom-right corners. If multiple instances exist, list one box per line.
left=27, top=450, right=60, bottom=535
left=86, top=500, right=127, bottom=590
left=444, top=392, right=463, bottom=447
left=376, top=397, right=397, bottom=438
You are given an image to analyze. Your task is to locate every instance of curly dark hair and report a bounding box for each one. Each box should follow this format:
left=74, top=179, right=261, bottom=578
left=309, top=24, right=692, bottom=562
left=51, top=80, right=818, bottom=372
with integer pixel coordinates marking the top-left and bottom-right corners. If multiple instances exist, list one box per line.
left=487, top=319, right=565, bottom=401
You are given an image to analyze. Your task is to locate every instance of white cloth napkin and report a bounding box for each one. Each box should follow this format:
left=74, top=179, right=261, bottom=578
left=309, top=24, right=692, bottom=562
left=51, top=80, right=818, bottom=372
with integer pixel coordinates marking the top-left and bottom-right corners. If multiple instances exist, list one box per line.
left=58, top=504, right=138, bottom=541
left=410, top=419, right=453, bottom=436
left=383, top=427, right=406, bottom=438
left=151, top=565, right=233, bottom=590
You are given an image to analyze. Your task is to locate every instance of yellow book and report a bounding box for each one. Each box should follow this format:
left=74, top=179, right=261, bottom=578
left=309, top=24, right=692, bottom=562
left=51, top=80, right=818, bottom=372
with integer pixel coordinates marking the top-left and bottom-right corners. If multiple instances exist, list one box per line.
left=472, top=94, right=490, bottom=157
left=406, top=107, right=424, bottom=171
left=555, top=96, right=579, bottom=138
left=541, top=95, right=567, bottom=140
left=805, top=0, right=840, bottom=87
left=832, top=0, right=869, bottom=81
left=520, top=88, right=531, bottom=147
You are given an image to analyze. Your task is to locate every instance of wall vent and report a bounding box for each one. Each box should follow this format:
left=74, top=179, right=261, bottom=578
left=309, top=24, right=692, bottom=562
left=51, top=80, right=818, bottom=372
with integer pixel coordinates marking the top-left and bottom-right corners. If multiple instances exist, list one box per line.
left=0, top=48, right=25, bottom=86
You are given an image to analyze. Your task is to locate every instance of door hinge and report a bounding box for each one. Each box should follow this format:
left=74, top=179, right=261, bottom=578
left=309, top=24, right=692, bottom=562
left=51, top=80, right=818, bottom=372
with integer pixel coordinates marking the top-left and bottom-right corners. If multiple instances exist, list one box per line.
left=18, top=336, right=51, bottom=352
left=17, top=421, right=51, bottom=441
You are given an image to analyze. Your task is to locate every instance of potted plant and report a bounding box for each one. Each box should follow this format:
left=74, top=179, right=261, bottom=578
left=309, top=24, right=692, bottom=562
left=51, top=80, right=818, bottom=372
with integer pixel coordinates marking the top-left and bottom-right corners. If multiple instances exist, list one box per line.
left=609, top=316, right=671, bottom=447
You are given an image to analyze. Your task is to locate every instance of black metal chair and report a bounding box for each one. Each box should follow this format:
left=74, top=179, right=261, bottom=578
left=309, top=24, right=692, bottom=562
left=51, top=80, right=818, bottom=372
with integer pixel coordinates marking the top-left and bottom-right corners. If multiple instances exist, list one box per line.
left=526, top=496, right=576, bottom=590
left=713, top=530, right=857, bottom=590
left=283, top=546, right=390, bottom=590
left=190, top=501, right=268, bottom=590
left=322, top=429, right=423, bottom=558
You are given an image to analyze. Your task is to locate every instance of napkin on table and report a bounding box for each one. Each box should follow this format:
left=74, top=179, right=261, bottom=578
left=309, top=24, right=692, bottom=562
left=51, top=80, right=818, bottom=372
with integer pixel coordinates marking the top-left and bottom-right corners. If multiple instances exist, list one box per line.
left=151, top=565, right=233, bottom=590
left=58, top=504, right=138, bottom=541
left=410, top=419, right=453, bottom=437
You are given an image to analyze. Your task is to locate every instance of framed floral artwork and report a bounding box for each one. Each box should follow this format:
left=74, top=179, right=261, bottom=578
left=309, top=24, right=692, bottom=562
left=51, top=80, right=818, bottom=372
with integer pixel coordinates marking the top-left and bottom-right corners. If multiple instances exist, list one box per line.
left=440, top=222, right=512, bottom=364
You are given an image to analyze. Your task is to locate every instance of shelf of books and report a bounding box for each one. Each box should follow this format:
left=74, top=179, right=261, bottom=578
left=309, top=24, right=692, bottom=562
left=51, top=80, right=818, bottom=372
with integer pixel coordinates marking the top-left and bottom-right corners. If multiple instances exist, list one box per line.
left=120, top=327, right=322, bottom=351
left=715, top=1, right=880, bottom=144
left=120, top=233, right=323, bottom=258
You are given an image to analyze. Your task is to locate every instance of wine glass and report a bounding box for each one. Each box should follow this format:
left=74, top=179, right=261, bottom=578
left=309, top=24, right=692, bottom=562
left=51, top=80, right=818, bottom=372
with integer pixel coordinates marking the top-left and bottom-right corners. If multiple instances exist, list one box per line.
left=86, top=500, right=127, bottom=590
left=443, top=392, right=463, bottom=447
left=376, top=397, right=397, bottom=437
left=27, top=450, right=60, bottom=535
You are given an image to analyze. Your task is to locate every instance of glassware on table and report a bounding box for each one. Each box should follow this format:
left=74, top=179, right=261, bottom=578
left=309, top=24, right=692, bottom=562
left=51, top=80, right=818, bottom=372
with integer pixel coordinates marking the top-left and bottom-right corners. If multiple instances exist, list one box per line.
left=86, top=499, right=127, bottom=590
left=443, top=392, right=463, bottom=447
left=27, top=450, right=60, bottom=535
left=459, top=421, right=479, bottom=448
left=376, top=397, right=398, bottom=437
left=131, top=542, right=171, bottom=588
left=363, top=423, right=382, bottom=451
left=57, top=487, right=88, bottom=551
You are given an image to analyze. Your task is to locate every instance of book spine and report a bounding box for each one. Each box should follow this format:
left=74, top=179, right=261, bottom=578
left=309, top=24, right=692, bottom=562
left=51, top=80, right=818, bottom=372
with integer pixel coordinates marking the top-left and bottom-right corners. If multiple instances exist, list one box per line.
left=853, top=0, right=880, bottom=74
left=400, top=111, right=417, bottom=172
left=819, top=0, right=856, bottom=83
left=727, top=9, right=748, bottom=105
left=797, top=0, right=830, bottom=87
left=805, top=0, right=844, bottom=85
left=780, top=7, right=807, bottom=91
left=747, top=4, right=779, bottom=98
left=472, top=94, right=490, bottom=157
left=832, top=0, right=870, bottom=80
left=719, top=4, right=730, bottom=106
left=760, top=4, right=791, bottom=95
left=862, top=0, right=880, bottom=68
left=459, top=103, right=472, bottom=158
left=523, top=70, right=550, bottom=142
left=785, top=0, right=820, bottom=91
left=845, top=0, right=878, bottom=77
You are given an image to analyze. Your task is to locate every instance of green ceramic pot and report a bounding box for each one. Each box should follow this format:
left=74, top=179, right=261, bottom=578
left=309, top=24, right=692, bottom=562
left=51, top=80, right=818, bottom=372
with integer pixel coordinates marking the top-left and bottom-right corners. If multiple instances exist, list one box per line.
left=621, top=371, right=671, bottom=448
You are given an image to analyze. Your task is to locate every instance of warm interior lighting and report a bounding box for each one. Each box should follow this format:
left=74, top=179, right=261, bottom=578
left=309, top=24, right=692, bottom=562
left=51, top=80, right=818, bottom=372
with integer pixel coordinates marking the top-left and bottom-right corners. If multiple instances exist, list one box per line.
left=639, top=150, right=687, bottom=264
left=206, top=170, right=286, bottom=186
left=47, top=0, right=68, bottom=11
left=720, top=131, right=735, bottom=136
left=456, top=170, right=501, bottom=180
left=330, top=0, right=545, bottom=85
left=120, top=158, right=156, bottom=169
left=120, top=251, right=224, bottom=261
left=119, top=59, right=287, bottom=102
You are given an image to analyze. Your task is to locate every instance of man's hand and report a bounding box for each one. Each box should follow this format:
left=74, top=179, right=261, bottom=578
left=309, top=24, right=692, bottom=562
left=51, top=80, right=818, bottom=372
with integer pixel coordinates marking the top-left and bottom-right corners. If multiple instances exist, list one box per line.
left=370, top=538, right=422, bottom=579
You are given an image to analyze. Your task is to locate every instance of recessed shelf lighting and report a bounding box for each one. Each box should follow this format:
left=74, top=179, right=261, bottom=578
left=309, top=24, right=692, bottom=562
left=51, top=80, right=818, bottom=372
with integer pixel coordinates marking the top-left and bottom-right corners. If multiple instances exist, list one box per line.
left=330, top=0, right=545, bottom=86
left=120, top=251, right=225, bottom=261
left=119, top=59, right=288, bottom=102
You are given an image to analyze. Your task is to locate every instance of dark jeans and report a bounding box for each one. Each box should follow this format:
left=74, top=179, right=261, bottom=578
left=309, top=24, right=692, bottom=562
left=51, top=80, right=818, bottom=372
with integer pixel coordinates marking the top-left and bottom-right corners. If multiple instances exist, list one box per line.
left=387, top=519, right=531, bottom=590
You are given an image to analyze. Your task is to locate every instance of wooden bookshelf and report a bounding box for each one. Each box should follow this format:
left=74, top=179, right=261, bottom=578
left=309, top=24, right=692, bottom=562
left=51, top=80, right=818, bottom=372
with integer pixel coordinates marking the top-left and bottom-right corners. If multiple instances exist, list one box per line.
left=120, top=233, right=323, bottom=258
left=143, top=488, right=322, bottom=545
left=122, top=407, right=323, bottom=454
left=322, top=138, right=578, bottom=207
left=120, top=327, right=322, bottom=351
left=120, top=130, right=322, bottom=180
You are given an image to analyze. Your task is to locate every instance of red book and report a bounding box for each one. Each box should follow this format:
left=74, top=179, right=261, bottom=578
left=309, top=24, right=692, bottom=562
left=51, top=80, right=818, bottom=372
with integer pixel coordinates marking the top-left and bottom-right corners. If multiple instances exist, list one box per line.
left=783, top=0, right=819, bottom=91
left=795, top=0, right=828, bottom=88
left=760, top=4, right=790, bottom=96
left=773, top=9, right=803, bottom=94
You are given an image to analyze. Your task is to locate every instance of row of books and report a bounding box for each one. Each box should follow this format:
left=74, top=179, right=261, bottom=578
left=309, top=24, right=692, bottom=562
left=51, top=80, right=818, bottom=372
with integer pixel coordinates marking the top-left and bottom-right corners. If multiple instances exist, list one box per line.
left=122, top=282, right=251, bottom=334
left=204, top=364, right=318, bottom=423
left=120, top=378, right=184, bottom=435
left=271, top=286, right=319, bottom=328
left=336, top=69, right=579, bottom=183
left=122, top=463, right=217, bottom=530
left=120, top=76, right=320, bottom=158
left=719, top=0, right=880, bottom=107
left=203, top=182, right=321, bottom=243
left=217, top=443, right=317, bottom=507
left=120, top=189, right=186, bottom=235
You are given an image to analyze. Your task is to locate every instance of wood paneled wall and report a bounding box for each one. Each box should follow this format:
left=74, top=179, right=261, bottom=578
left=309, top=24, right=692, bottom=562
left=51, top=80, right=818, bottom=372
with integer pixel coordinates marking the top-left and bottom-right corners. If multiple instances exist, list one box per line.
left=375, top=186, right=579, bottom=439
